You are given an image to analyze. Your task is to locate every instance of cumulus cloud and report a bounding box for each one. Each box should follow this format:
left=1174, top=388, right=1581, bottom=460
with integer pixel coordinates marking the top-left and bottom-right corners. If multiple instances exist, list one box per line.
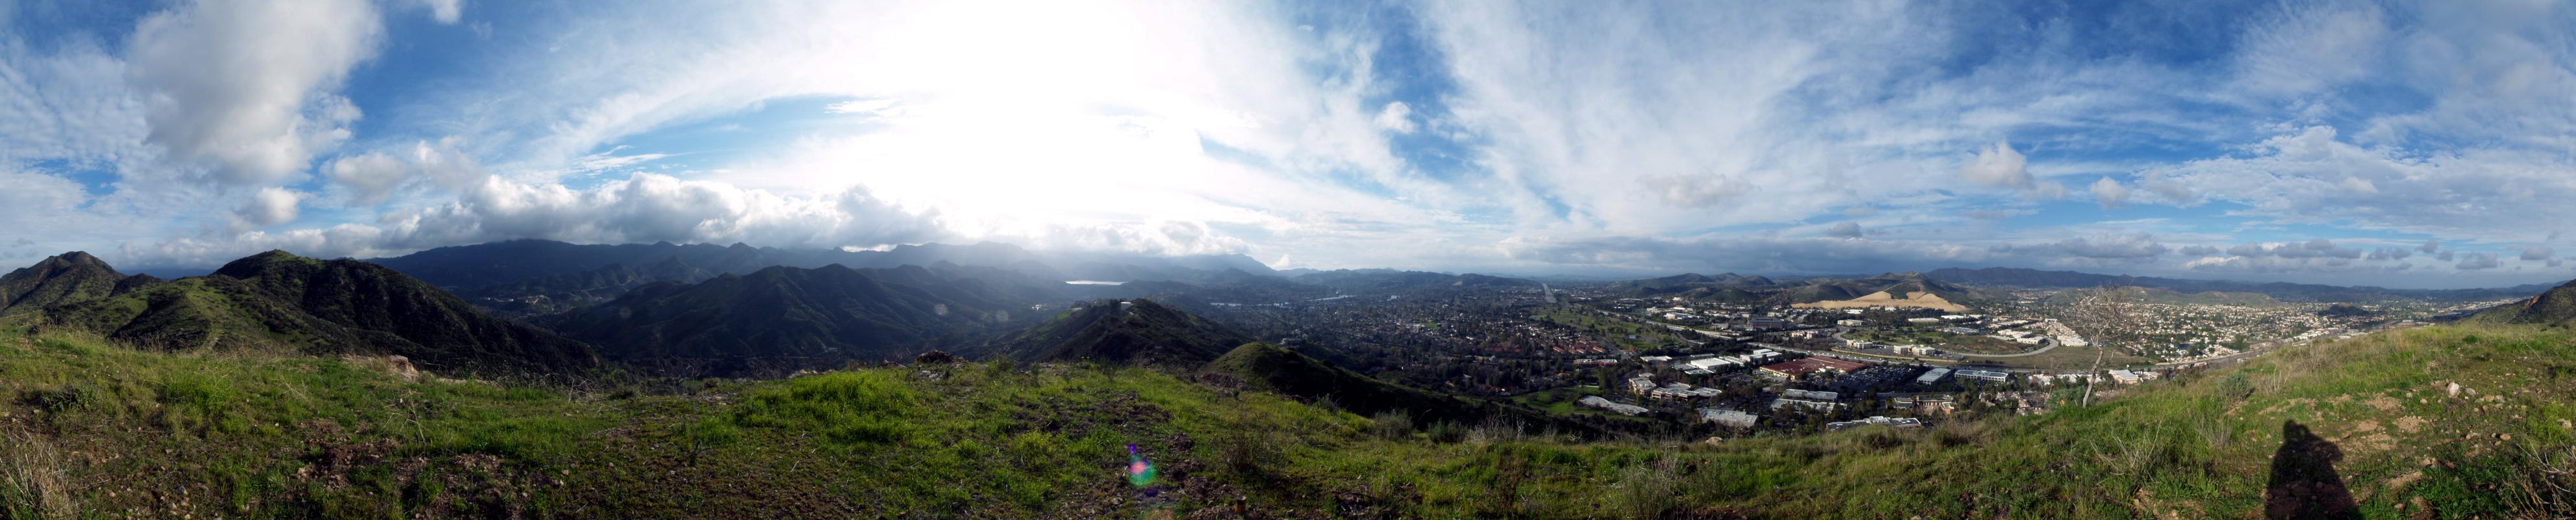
left=2366, top=246, right=2412, bottom=261
left=1825, top=221, right=1863, bottom=239
left=2456, top=252, right=2499, bottom=270
left=2088, top=176, right=2129, bottom=208
left=231, top=187, right=308, bottom=228
left=2043, top=233, right=2167, bottom=259
left=1372, top=101, right=1417, bottom=133
left=2418, top=239, right=2440, bottom=254
left=323, top=140, right=490, bottom=203
left=2177, top=244, right=2222, bottom=256
left=2520, top=246, right=2554, bottom=261
left=2222, top=239, right=2362, bottom=259
left=127, top=0, right=383, bottom=185
left=1959, top=140, right=2032, bottom=189
left=129, top=174, right=955, bottom=266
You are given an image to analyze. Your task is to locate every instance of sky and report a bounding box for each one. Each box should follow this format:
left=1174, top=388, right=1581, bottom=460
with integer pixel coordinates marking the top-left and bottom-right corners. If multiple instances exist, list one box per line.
left=2, top=0, right=2574, bottom=289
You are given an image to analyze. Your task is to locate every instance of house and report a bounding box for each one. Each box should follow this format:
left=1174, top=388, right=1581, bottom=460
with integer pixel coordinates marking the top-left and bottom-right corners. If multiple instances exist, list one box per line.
left=1890, top=344, right=1938, bottom=356
left=1915, top=367, right=1952, bottom=385
left=1955, top=369, right=2010, bottom=384
left=1758, top=357, right=1869, bottom=380
left=1698, top=408, right=1761, bottom=428
left=1907, top=317, right=1942, bottom=324
left=1836, top=318, right=1867, bottom=327
left=2107, top=370, right=2143, bottom=385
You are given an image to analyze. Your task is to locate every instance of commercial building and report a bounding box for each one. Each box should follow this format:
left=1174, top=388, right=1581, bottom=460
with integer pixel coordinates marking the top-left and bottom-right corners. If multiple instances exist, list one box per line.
left=1758, top=357, right=1870, bottom=379
left=1698, top=408, right=1761, bottom=428
left=1915, top=367, right=1952, bottom=385
left=1954, top=369, right=2011, bottom=384
left=1578, top=396, right=1650, bottom=416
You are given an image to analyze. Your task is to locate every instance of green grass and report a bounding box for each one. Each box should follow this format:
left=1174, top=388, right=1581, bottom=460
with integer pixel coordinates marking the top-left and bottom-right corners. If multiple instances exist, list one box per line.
left=1, top=321, right=2571, bottom=518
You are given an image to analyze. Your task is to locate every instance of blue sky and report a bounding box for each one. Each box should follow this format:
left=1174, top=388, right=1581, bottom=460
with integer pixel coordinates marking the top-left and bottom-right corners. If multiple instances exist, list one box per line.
left=2, top=0, right=2573, bottom=288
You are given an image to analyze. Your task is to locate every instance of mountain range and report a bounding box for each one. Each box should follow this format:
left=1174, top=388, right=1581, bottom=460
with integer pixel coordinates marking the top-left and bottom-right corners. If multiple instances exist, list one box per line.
left=1921, top=266, right=2553, bottom=302
left=21, top=251, right=598, bottom=375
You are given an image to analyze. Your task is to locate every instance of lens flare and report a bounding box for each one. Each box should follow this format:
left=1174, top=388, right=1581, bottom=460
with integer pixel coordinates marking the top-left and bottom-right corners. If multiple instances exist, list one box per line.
left=1124, top=444, right=1157, bottom=487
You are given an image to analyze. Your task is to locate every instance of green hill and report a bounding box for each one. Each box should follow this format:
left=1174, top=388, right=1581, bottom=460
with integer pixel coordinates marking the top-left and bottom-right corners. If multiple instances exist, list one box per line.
left=2469, top=278, right=2576, bottom=325
left=981, top=298, right=1248, bottom=367
left=0, top=321, right=2570, bottom=517
left=1204, top=342, right=1591, bottom=436
left=541, top=265, right=1031, bottom=376
left=32, top=251, right=598, bottom=376
left=0, top=252, right=161, bottom=316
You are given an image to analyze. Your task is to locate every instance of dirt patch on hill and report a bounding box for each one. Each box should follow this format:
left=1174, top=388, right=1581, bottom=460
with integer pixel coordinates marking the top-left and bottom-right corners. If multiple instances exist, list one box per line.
left=1792, top=291, right=1967, bottom=313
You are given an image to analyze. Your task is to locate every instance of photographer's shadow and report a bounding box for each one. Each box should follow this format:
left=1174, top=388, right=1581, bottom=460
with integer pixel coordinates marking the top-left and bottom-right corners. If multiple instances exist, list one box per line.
left=2265, top=421, right=2360, bottom=519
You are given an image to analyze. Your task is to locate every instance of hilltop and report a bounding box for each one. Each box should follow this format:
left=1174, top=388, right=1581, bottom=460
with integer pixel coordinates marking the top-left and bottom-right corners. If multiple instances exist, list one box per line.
left=2468, top=277, right=2576, bottom=325
left=981, top=298, right=1250, bottom=367
left=0, top=252, right=162, bottom=316
left=539, top=264, right=1048, bottom=376
left=29, top=250, right=598, bottom=376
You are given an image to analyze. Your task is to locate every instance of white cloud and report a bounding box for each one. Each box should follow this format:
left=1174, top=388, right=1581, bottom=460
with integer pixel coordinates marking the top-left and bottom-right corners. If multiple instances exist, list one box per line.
left=2088, top=176, right=2130, bottom=209
left=1372, top=101, right=1417, bottom=133
left=1960, top=140, right=2032, bottom=189
left=323, top=139, right=490, bottom=203
left=126, top=0, right=383, bottom=185
left=2520, top=246, right=2554, bottom=261
left=231, top=187, right=308, bottom=228
left=407, top=0, right=464, bottom=24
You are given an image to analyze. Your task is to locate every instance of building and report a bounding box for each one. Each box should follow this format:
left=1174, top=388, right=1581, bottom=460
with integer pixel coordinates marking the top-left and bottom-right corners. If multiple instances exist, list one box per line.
left=1890, top=344, right=1938, bottom=356
left=1915, top=367, right=1952, bottom=385
left=1578, top=395, right=1650, bottom=416
left=2107, top=370, right=2143, bottom=385
left=1758, top=357, right=1870, bottom=380
left=1698, top=408, right=1761, bottom=428
left=1826, top=416, right=1926, bottom=431
left=1627, top=376, right=1659, bottom=394
left=1836, top=318, right=1867, bottom=327
left=1781, top=389, right=1839, bottom=400
left=1907, top=317, right=1942, bottom=324
left=1954, top=369, right=2011, bottom=384
left=1943, top=326, right=1981, bottom=335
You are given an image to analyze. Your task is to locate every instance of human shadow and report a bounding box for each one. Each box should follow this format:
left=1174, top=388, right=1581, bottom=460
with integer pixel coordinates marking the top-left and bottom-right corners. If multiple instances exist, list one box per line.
left=2264, top=421, right=2361, bottom=519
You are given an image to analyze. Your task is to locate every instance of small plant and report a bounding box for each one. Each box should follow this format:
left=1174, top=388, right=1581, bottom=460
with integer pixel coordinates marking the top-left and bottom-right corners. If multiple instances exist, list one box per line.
left=1369, top=410, right=1415, bottom=439
left=0, top=433, right=77, bottom=520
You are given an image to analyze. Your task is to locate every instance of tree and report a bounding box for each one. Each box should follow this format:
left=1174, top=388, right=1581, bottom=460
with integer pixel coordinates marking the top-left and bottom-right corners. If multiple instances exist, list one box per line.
left=2060, top=285, right=2144, bottom=407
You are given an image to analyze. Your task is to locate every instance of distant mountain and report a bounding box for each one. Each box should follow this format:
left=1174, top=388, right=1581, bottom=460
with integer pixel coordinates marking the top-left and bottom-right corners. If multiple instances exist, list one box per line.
left=1610, top=271, right=1998, bottom=307
left=1924, top=266, right=2553, bottom=302
left=0, top=252, right=163, bottom=315
left=1204, top=342, right=1590, bottom=435
left=2468, top=278, right=2576, bottom=325
left=540, top=264, right=1057, bottom=376
left=42, top=251, right=598, bottom=375
left=980, top=298, right=1251, bottom=367
left=1289, top=269, right=1536, bottom=293
left=363, top=240, right=1283, bottom=316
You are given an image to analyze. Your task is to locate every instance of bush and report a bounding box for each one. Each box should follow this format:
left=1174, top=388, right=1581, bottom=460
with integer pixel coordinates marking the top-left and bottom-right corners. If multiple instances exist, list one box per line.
left=1370, top=410, right=1415, bottom=439
left=1426, top=421, right=1469, bottom=443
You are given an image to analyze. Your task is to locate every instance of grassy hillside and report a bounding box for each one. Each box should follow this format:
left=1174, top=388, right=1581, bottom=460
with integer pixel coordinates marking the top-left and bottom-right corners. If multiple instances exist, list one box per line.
left=3, top=322, right=2571, bottom=518
left=982, top=299, right=1249, bottom=367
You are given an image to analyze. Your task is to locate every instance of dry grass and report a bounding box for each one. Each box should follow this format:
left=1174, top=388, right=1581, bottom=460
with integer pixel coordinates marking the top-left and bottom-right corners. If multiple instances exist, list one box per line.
left=1, top=431, right=79, bottom=520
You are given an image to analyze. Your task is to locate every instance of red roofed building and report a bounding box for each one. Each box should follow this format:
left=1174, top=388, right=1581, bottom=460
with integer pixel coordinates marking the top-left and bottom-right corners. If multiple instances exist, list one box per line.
left=1758, top=357, right=1868, bottom=379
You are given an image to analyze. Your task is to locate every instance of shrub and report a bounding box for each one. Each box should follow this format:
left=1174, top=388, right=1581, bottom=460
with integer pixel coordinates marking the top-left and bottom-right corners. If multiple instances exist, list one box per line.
left=1426, top=421, right=1469, bottom=443
left=1370, top=410, right=1415, bottom=440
